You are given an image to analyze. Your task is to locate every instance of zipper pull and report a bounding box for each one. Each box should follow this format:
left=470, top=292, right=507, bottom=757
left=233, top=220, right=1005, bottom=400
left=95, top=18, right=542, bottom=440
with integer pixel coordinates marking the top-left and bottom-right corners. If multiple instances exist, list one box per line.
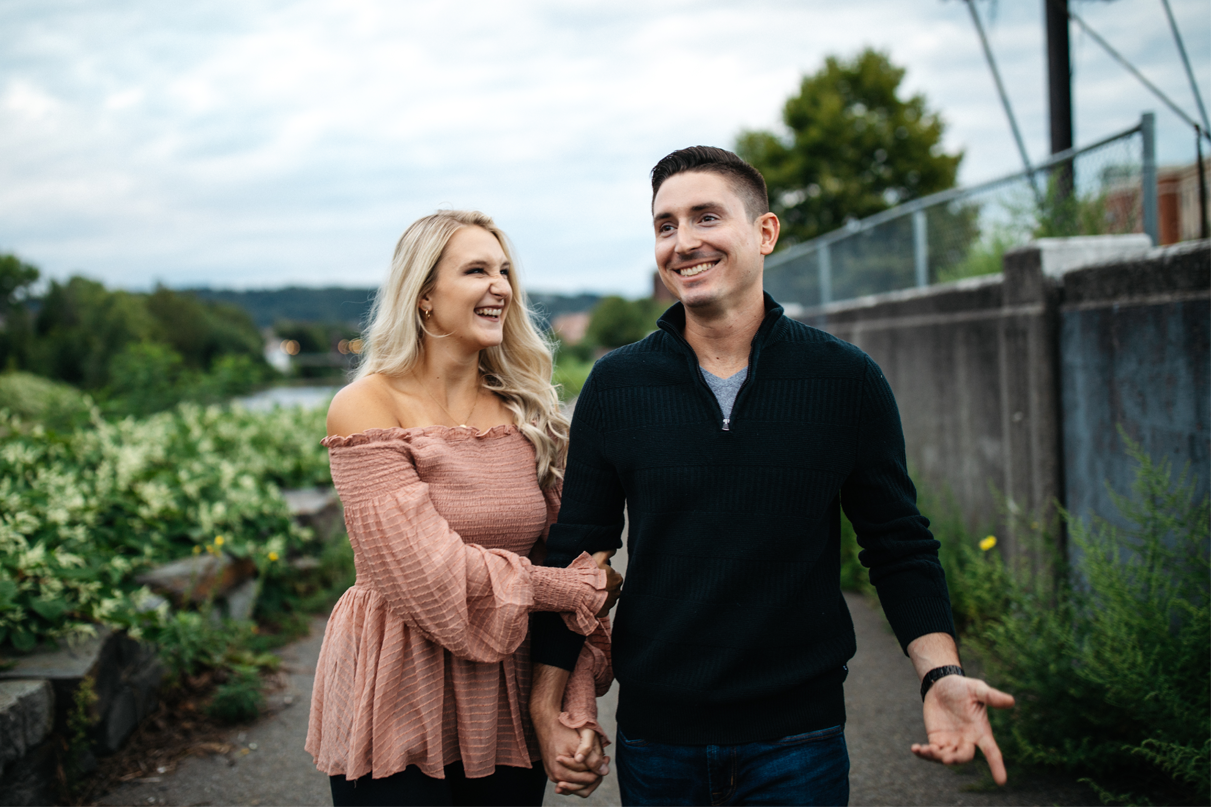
left=722, top=418, right=730, bottom=431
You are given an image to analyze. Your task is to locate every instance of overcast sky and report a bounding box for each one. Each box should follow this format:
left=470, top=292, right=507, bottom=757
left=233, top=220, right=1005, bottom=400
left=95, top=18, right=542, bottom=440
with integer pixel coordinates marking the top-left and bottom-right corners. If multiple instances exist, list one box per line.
left=2, top=0, right=1208, bottom=296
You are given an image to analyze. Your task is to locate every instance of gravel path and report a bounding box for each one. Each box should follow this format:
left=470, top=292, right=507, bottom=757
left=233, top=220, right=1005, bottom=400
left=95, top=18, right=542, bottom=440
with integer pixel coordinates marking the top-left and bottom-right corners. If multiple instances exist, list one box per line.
left=98, top=546, right=1093, bottom=806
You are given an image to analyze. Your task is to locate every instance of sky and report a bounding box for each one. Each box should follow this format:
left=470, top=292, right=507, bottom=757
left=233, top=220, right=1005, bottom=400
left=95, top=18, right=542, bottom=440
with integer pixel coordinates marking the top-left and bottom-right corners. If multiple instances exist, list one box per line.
left=2, top=0, right=1208, bottom=297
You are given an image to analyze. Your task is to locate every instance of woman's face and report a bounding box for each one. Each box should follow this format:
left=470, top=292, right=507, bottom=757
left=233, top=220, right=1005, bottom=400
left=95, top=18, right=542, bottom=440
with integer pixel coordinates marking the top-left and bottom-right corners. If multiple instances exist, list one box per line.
left=421, top=226, right=513, bottom=352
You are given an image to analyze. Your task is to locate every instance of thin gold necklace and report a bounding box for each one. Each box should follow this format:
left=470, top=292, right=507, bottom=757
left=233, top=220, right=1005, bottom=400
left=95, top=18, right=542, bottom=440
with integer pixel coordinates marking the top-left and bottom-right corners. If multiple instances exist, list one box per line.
left=417, top=374, right=480, bottom=428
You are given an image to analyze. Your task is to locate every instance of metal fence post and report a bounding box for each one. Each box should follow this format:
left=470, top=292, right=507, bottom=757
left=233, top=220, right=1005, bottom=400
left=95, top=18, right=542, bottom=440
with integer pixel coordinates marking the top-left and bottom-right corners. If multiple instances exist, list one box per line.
left=1142, top=111, right=1159, bottom=245
left=912, top=210, right=929, bottom=287
left=819, top=244, right=832, bottom=306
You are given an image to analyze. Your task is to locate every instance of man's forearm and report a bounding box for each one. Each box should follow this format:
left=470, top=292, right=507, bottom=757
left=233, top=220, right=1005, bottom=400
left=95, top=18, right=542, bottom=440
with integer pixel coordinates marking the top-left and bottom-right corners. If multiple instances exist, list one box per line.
left=905, top=632, right=962, bottom=681
left=531, top=662, right=572, bottom=719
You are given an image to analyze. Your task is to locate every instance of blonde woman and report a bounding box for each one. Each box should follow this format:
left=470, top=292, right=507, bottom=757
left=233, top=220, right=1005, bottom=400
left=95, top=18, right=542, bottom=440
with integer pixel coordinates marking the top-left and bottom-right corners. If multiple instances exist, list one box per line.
left=307, top=211, right=620, bottom=806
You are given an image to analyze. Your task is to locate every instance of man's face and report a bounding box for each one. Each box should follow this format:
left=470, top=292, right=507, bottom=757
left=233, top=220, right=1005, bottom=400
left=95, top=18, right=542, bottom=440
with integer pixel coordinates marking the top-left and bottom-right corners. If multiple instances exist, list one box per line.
left=652, top=171, right=778, bottom=314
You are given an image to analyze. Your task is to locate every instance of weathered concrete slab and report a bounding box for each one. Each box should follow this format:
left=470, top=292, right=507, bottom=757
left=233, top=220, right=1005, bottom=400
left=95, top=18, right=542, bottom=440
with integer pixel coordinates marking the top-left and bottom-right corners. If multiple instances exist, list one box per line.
left=0, top=627, right=115, bottom=681
left=0, top=680, right=54, bottom=765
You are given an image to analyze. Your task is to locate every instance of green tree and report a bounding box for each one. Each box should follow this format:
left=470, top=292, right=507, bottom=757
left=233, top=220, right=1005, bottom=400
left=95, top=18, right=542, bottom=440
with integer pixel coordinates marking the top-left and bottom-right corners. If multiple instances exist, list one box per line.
left=0, top=254, right=40, bottom=370
left=0, top=254, right=39, bottom=311
left=737, top=49, right=963, bottom=247
left=586, top=297, right=664, bottom=349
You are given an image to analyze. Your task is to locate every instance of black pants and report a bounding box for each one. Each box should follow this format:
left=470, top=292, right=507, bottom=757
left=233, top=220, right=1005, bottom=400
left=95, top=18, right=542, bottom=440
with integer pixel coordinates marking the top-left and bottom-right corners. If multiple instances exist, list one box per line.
left=330, top=760, right=548, bottom=807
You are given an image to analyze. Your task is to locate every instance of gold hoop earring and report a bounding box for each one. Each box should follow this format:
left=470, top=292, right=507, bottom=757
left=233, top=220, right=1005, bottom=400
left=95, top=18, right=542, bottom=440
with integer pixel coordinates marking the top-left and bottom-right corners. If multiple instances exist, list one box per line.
left=422, top=309, right=432, bottom=320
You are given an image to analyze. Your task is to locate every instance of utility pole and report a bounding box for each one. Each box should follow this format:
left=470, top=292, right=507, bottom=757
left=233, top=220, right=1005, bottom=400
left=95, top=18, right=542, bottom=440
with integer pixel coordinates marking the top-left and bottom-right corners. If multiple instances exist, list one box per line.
left=1045, top=0, right=1074, bottom=211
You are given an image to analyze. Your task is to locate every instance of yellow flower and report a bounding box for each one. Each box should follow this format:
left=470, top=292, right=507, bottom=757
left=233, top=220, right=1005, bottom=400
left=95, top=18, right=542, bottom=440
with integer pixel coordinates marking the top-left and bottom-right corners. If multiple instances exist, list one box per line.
left=193, top=545, right=202, bottom=555
left=214, top=535, right=225, bottom=547
left=267, top=552, right=279, bottom=562
left=980, top=535, right=997, bottom=551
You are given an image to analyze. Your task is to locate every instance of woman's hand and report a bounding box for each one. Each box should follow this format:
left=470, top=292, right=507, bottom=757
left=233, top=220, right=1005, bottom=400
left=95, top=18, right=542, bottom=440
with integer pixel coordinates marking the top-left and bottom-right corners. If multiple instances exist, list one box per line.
left=592, top=550, right=622, bottom=617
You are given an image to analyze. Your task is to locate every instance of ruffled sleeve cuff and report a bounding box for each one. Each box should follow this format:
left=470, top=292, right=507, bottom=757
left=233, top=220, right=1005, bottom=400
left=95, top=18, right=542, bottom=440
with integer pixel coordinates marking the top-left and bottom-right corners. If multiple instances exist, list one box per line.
left=529, top=553, right=608, bottom=635
left=558, top=624, right=613, bottom=749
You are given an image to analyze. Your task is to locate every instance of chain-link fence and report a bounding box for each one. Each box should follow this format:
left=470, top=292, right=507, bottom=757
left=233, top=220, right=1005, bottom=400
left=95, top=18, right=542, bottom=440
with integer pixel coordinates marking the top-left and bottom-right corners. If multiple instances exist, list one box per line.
left=764, top=114, right=1157, bottom=311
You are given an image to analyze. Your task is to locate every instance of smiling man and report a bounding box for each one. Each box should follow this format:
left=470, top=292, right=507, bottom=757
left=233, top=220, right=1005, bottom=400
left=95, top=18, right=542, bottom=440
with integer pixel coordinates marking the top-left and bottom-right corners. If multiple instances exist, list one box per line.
left=530, top=146, right=1013, bottom=805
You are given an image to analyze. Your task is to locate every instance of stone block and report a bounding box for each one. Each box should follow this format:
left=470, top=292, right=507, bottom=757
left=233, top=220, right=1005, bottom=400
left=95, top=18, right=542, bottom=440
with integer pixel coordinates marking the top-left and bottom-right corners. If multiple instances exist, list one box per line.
left=221, top=577, right=259, bottom=623
left=135, top=552, right=256, bottom=605
left=0, top=680, right=53, bottom=765
left=283, top=486, right=342, bottom=540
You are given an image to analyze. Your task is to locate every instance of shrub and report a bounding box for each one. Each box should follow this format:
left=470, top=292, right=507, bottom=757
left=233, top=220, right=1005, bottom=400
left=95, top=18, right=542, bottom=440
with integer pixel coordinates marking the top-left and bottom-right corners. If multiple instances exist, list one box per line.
left=964, top=439, right=1209, bottom=805
left=0, top=401, right=329, bottom=652
left=206, top=665, right=266, bottom=724
left=0, top=371, right=91, bottom=431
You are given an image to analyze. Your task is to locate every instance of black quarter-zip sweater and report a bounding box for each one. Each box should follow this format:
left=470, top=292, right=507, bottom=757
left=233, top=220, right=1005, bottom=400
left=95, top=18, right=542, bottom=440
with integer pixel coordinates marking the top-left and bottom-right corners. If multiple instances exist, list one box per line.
left=533, top=294, right=955, bottom=746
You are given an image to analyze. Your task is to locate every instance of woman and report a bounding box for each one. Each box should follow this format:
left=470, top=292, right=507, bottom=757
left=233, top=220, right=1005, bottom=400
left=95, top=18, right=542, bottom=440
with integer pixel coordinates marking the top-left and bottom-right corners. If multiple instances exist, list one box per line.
left=306, top=211, right=620, bottom=806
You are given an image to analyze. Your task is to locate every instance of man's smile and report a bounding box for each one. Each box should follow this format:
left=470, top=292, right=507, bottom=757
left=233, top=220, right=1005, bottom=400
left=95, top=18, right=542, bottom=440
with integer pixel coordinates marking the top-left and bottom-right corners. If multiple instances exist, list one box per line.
left=673, top=261, right=718, bottom=278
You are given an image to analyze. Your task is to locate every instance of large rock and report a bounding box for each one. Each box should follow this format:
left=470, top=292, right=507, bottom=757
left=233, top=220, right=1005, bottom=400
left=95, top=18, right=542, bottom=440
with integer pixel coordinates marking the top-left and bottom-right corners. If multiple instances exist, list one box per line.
left=0, top=627, right=163, bottom=755
left=0, top=680, right=53, bottom=766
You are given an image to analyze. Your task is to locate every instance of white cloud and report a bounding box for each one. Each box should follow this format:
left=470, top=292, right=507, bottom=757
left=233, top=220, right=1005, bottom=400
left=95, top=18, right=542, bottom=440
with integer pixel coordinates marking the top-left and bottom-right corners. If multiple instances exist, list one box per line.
left=0, top=0, right=1207, bottom=295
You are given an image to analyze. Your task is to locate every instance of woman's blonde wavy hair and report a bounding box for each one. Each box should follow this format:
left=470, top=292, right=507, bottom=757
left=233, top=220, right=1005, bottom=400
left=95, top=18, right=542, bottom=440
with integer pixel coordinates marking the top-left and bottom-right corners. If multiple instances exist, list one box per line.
left=355, top=211, right=569, bottom=489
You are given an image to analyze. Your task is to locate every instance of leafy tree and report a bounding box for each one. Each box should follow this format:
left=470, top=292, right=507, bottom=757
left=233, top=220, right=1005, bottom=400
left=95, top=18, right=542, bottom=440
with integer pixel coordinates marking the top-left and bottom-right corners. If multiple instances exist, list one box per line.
left=586, top=296, right=665, bottom=349
left=737, top=49, right=963, bottom=247
left=0, top=254, right=39, bottom=311
left=0, top=254, right=40, bottom=370
left=32, top=277, right=157, bottom=388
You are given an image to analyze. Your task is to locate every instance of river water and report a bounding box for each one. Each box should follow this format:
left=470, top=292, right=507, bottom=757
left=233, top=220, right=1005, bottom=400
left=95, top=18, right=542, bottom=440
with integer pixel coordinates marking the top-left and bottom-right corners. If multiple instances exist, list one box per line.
left=234, top=385, right=342, bottom=412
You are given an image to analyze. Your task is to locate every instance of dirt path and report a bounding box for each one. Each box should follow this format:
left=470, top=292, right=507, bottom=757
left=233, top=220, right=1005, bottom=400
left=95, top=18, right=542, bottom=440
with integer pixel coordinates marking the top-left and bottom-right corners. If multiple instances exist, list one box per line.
left=99, top=550, right=1093, bottom=806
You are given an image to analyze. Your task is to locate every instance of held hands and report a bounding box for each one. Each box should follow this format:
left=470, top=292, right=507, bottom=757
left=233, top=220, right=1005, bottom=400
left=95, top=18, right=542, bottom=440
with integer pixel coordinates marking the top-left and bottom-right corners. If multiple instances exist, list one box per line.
left=911, top=674, right=1015, bottom=785
left=592, top=550, right=622, bottom=618
left=534, top=718, right=609, bottom=798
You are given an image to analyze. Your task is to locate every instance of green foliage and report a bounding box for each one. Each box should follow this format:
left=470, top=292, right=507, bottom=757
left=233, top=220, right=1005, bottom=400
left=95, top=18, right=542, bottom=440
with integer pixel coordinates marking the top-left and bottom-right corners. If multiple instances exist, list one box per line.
left=737, top=48, right=962, bottom=246
left=0, top=371, right=91, bottom=431
left=553, top=354, right=593, bottom=401
left=949, top=439, right=1210, bottom=805
left=104, top=343, right=268, bottom=417
left=206, top=664, right=266, bottom=723
left=0, top=402, right=330, bottom=653
left=934, top=227, right=1017, bottom=285
left=837, top=509, right=873, bottom=595
left=1032, top=172, right=1117, bottom=239
left=0, top=254, right=39, bottom=311
left=586, top=296, right=663, bottom=349
left=0, top=264, right=274, bottom=416
left=66, top=674, right=99, bottom=786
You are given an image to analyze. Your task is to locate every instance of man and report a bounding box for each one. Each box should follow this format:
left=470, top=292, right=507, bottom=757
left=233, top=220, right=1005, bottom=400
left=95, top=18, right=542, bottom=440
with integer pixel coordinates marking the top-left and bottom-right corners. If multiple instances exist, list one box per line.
left=531, top=146, right=1014, bottom=805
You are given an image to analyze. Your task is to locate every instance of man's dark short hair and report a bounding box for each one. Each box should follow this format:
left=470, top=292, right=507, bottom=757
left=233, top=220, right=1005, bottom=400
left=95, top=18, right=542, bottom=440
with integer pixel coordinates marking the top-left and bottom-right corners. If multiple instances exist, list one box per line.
left=650, top=146, right=770, bottom=221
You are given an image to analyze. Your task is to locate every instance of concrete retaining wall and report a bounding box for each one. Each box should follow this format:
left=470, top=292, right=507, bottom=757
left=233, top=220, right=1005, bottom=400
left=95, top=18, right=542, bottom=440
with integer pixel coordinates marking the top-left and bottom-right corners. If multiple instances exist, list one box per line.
left=1059, top=240, right=1210, bottom=531
left=794, top=237, right=1210, bottom=556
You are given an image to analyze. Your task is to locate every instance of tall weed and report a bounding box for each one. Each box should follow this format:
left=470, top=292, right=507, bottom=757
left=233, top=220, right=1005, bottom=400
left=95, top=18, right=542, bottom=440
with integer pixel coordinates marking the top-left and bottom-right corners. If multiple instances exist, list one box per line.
left=967, top=439, right=1210, bottom=805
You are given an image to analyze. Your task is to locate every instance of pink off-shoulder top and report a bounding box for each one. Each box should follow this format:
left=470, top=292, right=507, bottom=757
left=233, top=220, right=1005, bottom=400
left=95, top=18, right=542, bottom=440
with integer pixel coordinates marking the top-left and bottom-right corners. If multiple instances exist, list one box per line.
left=306, top=425, right=613, bottom=781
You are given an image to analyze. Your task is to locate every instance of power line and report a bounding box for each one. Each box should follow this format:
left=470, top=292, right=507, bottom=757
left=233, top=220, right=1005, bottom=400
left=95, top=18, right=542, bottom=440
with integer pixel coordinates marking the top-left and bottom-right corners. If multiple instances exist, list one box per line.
left=1160, top=0, right=1210, bottom=135
left=965, top=0, right=1036, bottom=182
left=1067, top=5, right=1211, bottom=142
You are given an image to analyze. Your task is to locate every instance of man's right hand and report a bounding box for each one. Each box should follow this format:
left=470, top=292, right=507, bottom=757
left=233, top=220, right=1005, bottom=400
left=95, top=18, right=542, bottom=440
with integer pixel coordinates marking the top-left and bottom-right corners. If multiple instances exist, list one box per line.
left=593, top=550, right=622, bottom=618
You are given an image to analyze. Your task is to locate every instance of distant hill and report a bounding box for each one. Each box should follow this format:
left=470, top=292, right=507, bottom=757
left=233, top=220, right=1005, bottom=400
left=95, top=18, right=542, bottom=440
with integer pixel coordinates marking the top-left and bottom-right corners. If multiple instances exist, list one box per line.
left=187, top=287, right=376, bottom=328
left=185, top=287, right=601, bottom=330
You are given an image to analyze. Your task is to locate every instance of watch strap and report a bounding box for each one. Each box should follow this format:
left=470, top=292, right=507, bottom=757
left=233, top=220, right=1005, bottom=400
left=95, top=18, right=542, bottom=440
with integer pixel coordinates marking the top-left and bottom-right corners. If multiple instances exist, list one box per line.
left=920, top=665, right=965, bottom=701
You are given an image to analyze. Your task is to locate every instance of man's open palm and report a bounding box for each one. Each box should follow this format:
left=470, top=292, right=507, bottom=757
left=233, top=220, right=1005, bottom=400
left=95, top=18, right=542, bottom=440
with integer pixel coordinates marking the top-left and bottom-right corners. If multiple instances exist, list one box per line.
left=911, top=675, right=1015, bottom=784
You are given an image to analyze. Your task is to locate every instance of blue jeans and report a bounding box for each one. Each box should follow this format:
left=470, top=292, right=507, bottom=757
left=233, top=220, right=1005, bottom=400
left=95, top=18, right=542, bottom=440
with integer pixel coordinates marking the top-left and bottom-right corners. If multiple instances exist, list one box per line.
left=615, top=724, right=849, bottom=806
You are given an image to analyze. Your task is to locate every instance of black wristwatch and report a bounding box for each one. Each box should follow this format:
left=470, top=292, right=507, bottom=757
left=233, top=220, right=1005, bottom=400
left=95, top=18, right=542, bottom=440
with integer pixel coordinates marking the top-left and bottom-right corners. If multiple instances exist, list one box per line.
left=920, top=665, right=965, bottom=700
